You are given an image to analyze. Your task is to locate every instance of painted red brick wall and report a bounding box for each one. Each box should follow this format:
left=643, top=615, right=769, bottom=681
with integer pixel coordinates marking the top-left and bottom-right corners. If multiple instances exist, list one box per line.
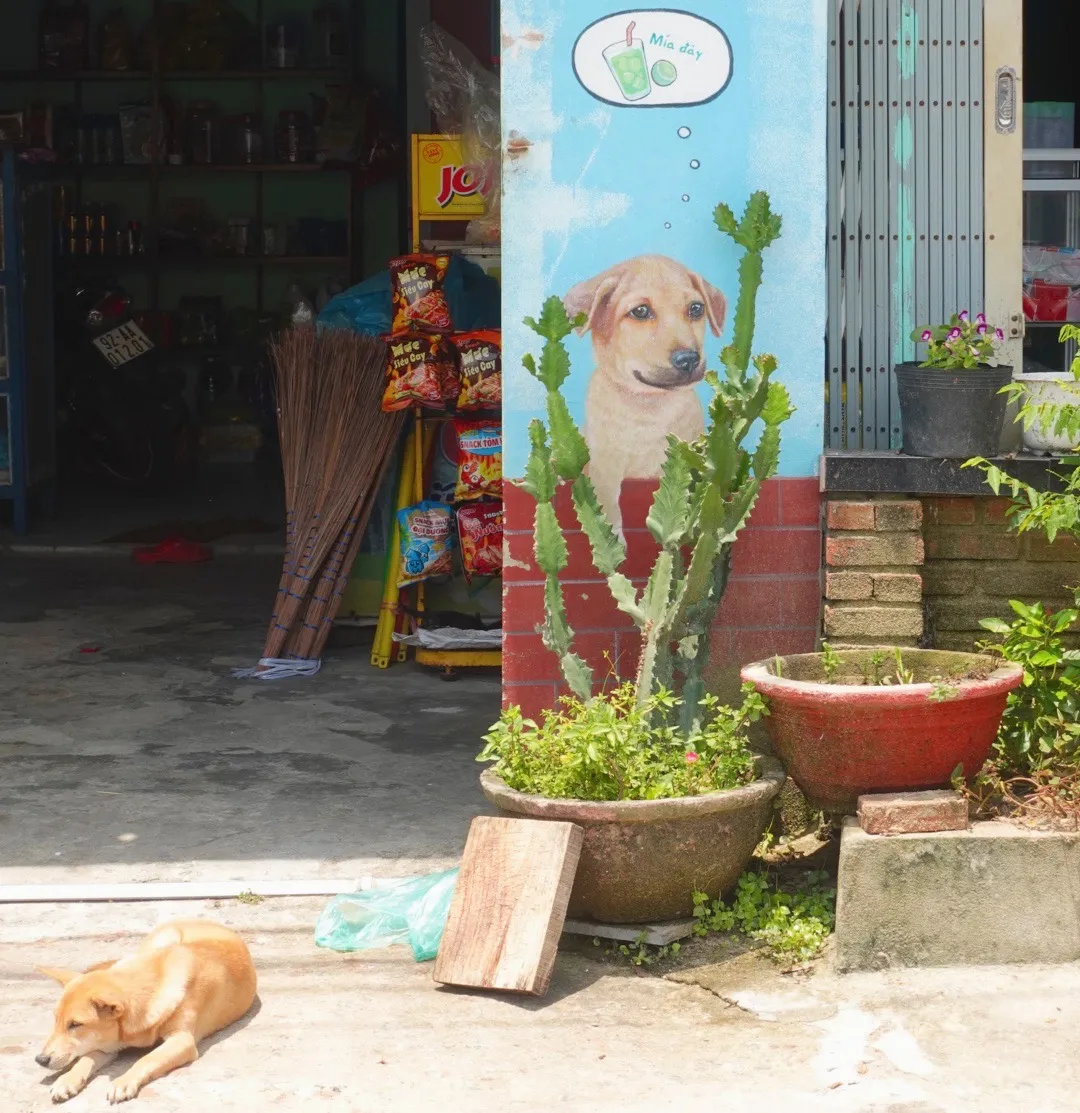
left=503, top=477, right=822, bottom=719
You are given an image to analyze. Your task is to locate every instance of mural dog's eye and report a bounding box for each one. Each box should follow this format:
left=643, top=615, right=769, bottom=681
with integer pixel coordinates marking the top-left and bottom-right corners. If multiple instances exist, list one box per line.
left=67, top=1021, right=82, bottom=1031
left=688, top=301, right=705, bottom=320
left=628, top=304, right=654, bottom=321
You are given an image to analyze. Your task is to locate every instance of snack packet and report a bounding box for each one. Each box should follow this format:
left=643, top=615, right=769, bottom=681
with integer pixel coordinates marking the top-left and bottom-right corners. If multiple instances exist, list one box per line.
left=397, top=501, right=455, bottom=587
left=456, top=502, right=503, bottom=581
left=453, top=420, right=502, bottom=502
left=454, top=329, right=502, bottom=411
left=381, top=332, right=459, bottom=411
left=389, top=253, right=452, bottom=333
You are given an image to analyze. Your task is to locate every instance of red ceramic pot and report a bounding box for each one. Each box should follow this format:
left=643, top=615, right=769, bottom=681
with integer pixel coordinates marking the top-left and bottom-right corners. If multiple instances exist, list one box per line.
left=741, top=649, right=1023, bottom=814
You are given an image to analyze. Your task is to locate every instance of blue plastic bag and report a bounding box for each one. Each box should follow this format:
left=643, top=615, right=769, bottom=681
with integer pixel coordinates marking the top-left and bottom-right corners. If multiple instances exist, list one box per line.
left=314, top=869, right=458, bottom=962
left=317, top=255, right=500, bottom=336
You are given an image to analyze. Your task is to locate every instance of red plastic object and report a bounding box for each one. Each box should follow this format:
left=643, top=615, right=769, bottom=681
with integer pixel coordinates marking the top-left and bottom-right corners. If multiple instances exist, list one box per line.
left=741, top=653, right=1023, bottom=814
left=133, top=537, right=212, bottom=565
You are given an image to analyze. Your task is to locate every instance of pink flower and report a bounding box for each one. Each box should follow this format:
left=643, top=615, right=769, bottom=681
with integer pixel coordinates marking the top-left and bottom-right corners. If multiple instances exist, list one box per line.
left=977, top=322, right=988, bottom=335
left=921, top=329, right=933, bottom=342
left=959, top=310, right=970, bottom=322
left=976, top=313, right=987, bottom=326
left=685, top=751, right=699, bottom=763
left=947, top=327, right=962, bottom=340
left=995, top=328, right=1005, bottom=341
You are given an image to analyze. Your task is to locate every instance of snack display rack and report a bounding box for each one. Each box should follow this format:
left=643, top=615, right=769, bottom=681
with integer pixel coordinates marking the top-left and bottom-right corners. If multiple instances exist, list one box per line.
left=369, top=134, right=501, bottom=677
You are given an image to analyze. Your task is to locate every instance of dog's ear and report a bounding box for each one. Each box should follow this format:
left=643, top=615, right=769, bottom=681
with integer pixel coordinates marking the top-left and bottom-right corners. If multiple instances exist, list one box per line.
left=84, top=960, right=117, bottom=974
left=36, top=966, right=79, bottom=986
left=690, top=273, right=727, bottom=337
left=563, top=272, right=621, bottom=341
left=91, top=996, right=124, bottom=1020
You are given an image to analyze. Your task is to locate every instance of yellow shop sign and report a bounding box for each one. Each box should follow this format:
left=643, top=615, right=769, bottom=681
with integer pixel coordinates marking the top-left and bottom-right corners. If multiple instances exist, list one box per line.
left=411, top=134, right=491, bottom=222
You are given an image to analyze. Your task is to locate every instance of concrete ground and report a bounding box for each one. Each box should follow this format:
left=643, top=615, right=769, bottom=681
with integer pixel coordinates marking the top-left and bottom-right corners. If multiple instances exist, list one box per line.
left=3, top=555, right=1080, bottom=1112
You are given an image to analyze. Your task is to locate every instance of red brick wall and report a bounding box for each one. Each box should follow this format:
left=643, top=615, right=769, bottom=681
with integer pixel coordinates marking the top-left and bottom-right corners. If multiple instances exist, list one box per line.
left=502, top=477, right=822, bottom=719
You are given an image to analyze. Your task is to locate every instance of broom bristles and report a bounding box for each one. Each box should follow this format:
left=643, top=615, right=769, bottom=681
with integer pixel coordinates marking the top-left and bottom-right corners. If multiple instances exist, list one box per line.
left=257, top=326, right=405, bottom=669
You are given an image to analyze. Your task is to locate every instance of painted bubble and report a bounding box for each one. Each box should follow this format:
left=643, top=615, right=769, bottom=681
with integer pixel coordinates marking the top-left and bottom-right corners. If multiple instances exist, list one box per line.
left=677, top=126, right=691, bottom=138
left=664, top=222, right=672, bottom=229
left=651, top=59, right=677, bottom=86
left=681, top=194, right=690, bottom=202
left=690, top=159, right=700, bottom=169
left=573, top=12, right=733, bottom=108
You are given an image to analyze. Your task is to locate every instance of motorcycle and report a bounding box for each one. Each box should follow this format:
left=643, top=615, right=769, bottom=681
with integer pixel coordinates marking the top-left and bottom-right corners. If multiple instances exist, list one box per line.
left=57, top=278, right=194, bottom=493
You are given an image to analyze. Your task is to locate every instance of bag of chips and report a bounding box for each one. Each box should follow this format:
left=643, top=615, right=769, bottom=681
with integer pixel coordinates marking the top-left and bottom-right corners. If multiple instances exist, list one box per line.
left=456, top=502, right=503, bottom=582
left=397, top=501, right=454, bottom=587
left=453, top=420, right=502, bottom=502
left=381, top=332, right=459, bottom=412
left=390, top=253, right=453, bottom=333
left=454, top=330, right=501, bottom=411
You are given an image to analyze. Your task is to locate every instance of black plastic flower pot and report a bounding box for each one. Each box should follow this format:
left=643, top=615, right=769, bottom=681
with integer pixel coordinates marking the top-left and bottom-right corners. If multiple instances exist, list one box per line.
left=895, top=363, right=1014, bottom=458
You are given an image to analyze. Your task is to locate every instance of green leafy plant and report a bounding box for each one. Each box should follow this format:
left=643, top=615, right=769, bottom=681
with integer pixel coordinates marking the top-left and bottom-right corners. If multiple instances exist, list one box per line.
left=820, top=641, right=843, bottom=682
left=928, top=679, right=960, bottom=703
left=999, top=323, right=1080, bottom=451
left=978, top=597, right=1080, bottom=773
left=478, top=682, right=766, bottom=802
left=597, top=932, right=682, bottom=968
left=692, top=869, right=836, bottom=965
left=966, top=327, right=1080, bottom=540
left=518, top=192, right=790, bottom=735
left=911, top=310, right=1005, bottom=370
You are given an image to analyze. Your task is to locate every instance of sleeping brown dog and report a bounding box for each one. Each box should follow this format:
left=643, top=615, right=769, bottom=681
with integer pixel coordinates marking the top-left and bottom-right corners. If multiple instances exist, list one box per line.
left=563, top=255, right=727, bottom=535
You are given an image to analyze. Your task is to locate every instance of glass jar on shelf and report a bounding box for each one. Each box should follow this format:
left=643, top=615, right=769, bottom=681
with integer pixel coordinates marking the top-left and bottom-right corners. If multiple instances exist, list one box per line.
left=275, top=110, right=313, bottom=164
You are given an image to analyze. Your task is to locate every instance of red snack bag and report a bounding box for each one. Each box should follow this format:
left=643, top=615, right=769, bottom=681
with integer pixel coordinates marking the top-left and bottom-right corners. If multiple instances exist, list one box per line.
left=389, top=253, right=452, bottom=333
left=453, top=420, right=502, bottom=502
left=381, top=332, right=459, bottom=412
left=454, top=329, right=502, bottom=411
left=457, top=502, right=503, bottom=582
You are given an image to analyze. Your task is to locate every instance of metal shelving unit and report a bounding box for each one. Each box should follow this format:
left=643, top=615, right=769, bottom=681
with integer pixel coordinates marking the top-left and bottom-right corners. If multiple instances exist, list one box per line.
left=0, top=0, right=359, bottom=314
left=0, top=150, right=56, bottom=533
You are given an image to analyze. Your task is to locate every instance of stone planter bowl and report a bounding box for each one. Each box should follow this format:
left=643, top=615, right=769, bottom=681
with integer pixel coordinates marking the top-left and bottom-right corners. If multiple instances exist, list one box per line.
left=742, top=649, right=1023, bottom=814
left=480, top=758, right=785, bottom=924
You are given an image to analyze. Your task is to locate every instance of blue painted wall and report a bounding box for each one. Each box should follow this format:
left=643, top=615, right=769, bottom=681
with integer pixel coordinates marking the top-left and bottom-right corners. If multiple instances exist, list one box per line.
left=501, top=0, right=828, bottom=481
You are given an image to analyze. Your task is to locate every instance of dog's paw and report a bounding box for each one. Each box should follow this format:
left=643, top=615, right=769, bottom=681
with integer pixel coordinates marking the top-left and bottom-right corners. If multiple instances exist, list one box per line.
left=49, top=1076, right=84, bottom=1104
left=106, top=1077, right=141, bottom=1105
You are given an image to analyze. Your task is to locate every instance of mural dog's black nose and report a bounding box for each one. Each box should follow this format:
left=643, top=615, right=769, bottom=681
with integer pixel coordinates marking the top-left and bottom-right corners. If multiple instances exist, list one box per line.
left=670, top=348, right=700, bottom=374
left=35, top=1053, right=51, bottom=1068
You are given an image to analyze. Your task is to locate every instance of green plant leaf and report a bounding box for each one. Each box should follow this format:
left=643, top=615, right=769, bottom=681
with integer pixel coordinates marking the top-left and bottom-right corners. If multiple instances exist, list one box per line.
left=559, top=652, right=593, bottom=702
left=533, top=502, right=568, bottom=575
left=547, top=393, right=590, bottom=480
left=571, top=473, right=626, bottom=576
left=608, top=572, right=644, bottom=625
left=647, top=437, right=692, bottom=548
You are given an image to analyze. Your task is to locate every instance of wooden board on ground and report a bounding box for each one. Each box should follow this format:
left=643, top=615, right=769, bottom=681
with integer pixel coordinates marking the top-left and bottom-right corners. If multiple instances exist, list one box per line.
left=562, top=918, right=697, bottom=946
left=433, top=816, right=583, bottom=996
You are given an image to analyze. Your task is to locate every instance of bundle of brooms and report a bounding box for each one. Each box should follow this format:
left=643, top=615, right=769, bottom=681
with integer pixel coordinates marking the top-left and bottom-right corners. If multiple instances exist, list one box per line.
left=236, top=326, right=404, bottom=679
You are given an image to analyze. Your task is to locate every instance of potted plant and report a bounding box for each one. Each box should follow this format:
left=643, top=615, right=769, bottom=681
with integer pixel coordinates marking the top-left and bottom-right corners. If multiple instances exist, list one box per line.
left=479, top=193, right=789, bottom=924
left=740, top=646, right=1022, bottom=814
left=896, top=311, right=1011, bottom=457
left=1009, top=324, right=1080, bottom=454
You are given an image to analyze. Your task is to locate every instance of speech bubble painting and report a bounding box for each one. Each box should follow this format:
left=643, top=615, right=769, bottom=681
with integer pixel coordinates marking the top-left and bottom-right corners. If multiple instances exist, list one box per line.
left=573, top=9, right=733, bottom=108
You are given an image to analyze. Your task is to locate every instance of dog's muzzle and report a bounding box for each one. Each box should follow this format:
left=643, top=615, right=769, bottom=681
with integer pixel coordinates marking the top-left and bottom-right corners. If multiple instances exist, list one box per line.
left=670, top=348, right=701, bottom=376
left=35, top=1052, right=52, bottom=1068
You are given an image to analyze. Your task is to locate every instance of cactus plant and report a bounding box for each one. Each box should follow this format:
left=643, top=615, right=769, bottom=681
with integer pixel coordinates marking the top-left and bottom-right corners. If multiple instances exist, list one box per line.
left=518, top=192, right=791, bottom=735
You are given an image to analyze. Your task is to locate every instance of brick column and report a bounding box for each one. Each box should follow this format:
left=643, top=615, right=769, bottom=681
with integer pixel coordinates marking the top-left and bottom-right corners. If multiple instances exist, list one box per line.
left=823, top=498, right=925, bottom=646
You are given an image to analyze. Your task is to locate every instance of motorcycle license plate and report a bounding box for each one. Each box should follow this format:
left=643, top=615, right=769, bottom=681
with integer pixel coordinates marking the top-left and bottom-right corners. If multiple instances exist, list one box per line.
left=92, top=321, right=155, bottom=368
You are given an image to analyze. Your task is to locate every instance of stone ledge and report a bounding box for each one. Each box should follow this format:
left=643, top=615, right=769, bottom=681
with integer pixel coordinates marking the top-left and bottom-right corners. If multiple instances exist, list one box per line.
left=836, top=819, right=1080, bottom=971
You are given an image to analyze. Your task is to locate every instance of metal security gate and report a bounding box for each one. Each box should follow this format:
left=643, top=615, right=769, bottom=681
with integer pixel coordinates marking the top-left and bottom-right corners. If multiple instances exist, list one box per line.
left=826, top=0, right=985, bottom=450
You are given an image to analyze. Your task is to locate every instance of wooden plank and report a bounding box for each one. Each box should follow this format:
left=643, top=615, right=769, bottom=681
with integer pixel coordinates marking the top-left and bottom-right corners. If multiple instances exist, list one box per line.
left=562, top=919, right=696, bottom=946
left=433, top=816, right=583, bottom=996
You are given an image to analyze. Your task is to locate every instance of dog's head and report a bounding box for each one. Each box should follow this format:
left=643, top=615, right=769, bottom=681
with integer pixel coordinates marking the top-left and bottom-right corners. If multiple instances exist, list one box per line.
left=35, top=964, right=124, bottom=1071
left=563, top=255, right=726, bottom=393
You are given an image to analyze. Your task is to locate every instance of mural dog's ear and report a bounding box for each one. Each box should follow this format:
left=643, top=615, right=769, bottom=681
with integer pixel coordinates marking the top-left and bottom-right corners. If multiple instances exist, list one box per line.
left=563, top=272, right=621, bottom=342
left=689, top=271, right=727, bottom=338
